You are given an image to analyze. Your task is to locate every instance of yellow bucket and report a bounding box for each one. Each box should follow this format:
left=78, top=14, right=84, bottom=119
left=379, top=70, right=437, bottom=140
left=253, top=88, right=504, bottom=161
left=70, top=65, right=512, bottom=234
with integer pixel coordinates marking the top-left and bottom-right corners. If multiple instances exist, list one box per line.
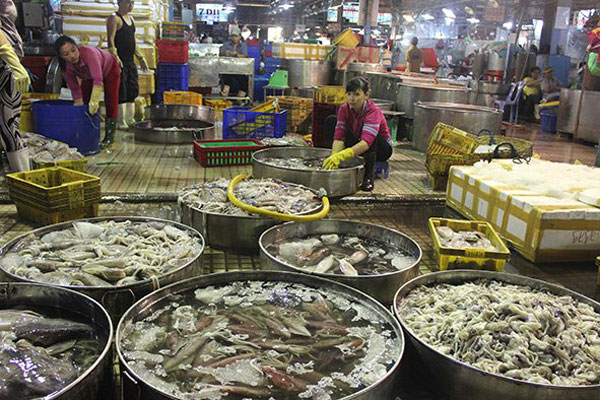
left=333, top=28, right=359, bottom=48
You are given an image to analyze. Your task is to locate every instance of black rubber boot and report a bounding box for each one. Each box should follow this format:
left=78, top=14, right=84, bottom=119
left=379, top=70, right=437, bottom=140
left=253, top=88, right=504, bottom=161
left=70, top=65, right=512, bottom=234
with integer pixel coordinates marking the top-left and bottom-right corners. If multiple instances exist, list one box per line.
left=360, top=152, right=376, bottom=192
left=100, top=119, right=116, bottom=149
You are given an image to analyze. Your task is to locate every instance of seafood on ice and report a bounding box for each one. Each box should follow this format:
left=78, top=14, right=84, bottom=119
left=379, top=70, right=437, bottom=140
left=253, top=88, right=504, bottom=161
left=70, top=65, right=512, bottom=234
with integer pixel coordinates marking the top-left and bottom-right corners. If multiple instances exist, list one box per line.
left=120, top=280, right=402, bottom=399
left=397, top=279, right=600, bottom=386
left=21, top=132, right=84, bottom=163
left=0, top=308, right=103, bottom=399
left=266, top=234, right=417, bottom=276
left=260, top=157, right=355, bottom=171
left=0, top=219, right=203, bottom=287
left=178, top=178, right=323, bottom=217
left=435, top=226, right=499, bottom=251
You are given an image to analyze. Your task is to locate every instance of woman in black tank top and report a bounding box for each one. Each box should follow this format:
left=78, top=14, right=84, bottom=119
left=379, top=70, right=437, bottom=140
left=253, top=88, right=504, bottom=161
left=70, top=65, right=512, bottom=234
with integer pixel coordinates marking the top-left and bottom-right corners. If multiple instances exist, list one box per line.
left=106, top=0, right=149, bottom=145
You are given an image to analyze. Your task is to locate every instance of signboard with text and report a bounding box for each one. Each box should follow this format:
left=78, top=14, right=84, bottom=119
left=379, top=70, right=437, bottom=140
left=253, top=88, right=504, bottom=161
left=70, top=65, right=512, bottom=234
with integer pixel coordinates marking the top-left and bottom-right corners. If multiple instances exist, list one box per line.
left=196, top=4, right=229, bottom=24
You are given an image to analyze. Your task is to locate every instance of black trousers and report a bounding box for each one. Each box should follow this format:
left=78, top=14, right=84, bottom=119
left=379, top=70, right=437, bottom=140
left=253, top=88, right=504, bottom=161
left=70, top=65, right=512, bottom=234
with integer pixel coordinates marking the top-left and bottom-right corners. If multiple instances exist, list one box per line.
left=344, top=134, right=393, bottom=162
left=118, top=60, right=139, bottom=104
left=222, top=74, right=248, bottom=94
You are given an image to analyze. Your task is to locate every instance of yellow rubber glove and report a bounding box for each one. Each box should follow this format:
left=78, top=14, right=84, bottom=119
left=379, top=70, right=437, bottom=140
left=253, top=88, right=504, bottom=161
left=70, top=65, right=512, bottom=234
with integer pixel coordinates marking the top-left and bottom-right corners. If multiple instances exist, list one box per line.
left=331, top=140, right=345, bottom=155
left=135, top=48, right=149, bottom=71
left=107, top=47, right=123, bottom=68
left=0, top=43, right=30, bottom=93
left=88, top=85, right=103, bottom=114
left=73, top=99, right=84, bottom=106
left=323, top=147, right=355, bottom=170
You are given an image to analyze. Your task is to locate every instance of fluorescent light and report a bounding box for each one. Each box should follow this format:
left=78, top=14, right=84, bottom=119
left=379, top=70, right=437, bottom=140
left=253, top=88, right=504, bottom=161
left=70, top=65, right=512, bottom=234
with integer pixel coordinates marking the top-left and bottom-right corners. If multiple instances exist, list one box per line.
left=280, top=3, right=293, bottom=9
left=403, top=14, right=415, bottom=22
left=467, top=17, right=480, bottom=24
left=503, top=21, right=513, bottom=30
left=421, top=14, right=434, bottom=21
left=442, top=8, right=455, bottom=19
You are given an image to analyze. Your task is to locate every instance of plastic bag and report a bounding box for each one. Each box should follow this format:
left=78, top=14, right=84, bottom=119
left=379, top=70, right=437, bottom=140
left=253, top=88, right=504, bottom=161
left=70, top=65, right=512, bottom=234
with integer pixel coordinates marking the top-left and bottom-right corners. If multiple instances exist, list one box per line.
left=587, top=52, right=600, bottom=76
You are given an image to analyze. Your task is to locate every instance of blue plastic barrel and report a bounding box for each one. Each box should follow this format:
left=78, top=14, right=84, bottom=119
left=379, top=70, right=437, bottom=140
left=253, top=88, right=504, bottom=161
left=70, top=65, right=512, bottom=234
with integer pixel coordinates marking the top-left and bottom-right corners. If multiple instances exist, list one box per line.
left=32, top=100, right=100, bottom=155
left=540, top=109, right=557, bottom=134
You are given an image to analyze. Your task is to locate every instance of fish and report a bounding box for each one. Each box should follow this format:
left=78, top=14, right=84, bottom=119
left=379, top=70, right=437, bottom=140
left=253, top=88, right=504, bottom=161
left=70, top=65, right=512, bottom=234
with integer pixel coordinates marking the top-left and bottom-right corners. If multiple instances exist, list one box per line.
left=348, top=250, right=368, bottom=265
left=436, top=226, right=499, bottom=251
left=178, top=178, right=321, bottom=217
left=121, top=281, right=401, bottom=399
left=321, top=234, right=340, bottom=245
left=339, top=259, right=359, bottom=276
left=0, top=310, right=42, bottom=331
left=313, top=255, right=336, bottom=274
left=398, top=279, right=600, bottom=386
left=13, top=318, right=95, bottom=346
left=0, top=220, right=203, bottom=288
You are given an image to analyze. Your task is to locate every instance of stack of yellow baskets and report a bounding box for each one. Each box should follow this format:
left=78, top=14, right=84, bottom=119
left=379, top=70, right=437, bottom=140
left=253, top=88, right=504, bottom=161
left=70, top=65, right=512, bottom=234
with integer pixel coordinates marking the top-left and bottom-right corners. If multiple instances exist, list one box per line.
left=426, top=122, right=532, bottom=191
left=267, top=96, right=313, bottom=134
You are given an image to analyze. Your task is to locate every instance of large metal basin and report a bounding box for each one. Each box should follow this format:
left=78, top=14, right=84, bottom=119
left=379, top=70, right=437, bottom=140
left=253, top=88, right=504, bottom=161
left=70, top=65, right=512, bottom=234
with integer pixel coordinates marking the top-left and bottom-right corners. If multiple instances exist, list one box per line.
left=470, top=81, right=511, bottom=107
left=366, top=72, right=403, bottom=101
left=252, top=147, right=365, bottom=197
left=135, top=104, right=216, bottom=144
left=372, top=98, right=394, bottom=111
left=259, top=219, right=422, bottom=305
left=412, top=101, right=502, bottom=152
left=0, top=282, right=113, bottom=400
left=134, top=119, right=216, bottom=144
left=396, top=83, right=471, bottom=118
left=179, top=182, right=323, bottom=254
left=282, top=59, right=332, bottom=87
left=0, top=216, right=204, bottom=321
left=117, top=271, right=405, bottom=400
left=394, top=270, right=600, bottom=400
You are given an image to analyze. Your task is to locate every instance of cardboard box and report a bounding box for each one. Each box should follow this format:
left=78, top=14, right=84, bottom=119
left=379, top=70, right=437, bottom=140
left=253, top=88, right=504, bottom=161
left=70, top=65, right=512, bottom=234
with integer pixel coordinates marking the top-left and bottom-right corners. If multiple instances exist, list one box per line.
left=335, top=46, right=357, bottom=70
left=446, top=164, right=600, bottom=263
left=356, top=46, right=379, bottom=63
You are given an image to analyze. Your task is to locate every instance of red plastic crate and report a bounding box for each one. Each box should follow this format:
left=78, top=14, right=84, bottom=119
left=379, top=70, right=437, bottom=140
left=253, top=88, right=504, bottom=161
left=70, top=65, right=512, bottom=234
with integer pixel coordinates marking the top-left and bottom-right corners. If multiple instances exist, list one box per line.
left=157, top=40, right=189, bottom=63
left=311, top=102, right=340, bottom=148
left=193, top=139, right=265, bottom=167
left=247, top=39, right=259, bottom=46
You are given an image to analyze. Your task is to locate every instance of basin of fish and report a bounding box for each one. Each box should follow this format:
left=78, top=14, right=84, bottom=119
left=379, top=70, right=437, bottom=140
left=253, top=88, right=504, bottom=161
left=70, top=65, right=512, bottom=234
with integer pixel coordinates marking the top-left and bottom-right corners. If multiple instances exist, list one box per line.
left=265, top=233, right=418, bottom=276
left=178, top=178, right=324, bottom=217
left=118, top=275, right=404, bottom=399
left=0, top=306, right=108, bottom=399
left=395, top=272, right=600, bottom=390
left=259, top=157, right=356, bottom=171
left=0, top=217, right=204, bottom=288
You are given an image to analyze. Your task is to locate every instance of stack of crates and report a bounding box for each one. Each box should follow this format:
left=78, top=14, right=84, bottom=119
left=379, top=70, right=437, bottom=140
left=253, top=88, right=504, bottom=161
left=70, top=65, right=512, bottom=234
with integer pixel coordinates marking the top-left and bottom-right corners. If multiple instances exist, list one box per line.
left=6, top=167, right=101, bottom=225
left=263, top=56, right=282, bottom=75
left=311, top=86, right=346, bottom=148
left=247, top=39, right=261, bottom=74
left=267, top=96, right=313, bottom=134
left=155, top=25, right=189, bottom=104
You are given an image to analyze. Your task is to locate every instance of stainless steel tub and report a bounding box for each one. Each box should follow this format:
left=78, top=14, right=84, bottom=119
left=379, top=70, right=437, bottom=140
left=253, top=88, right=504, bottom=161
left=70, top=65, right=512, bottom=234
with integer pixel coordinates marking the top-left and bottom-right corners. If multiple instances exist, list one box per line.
left=179, top=182, right=323, bottom=254
left=252, top=147, right=365, bottom=197
left=117, top=271, right=405, bottom=400
left=412, top=102, right=502, bottom=152
left=394, top=270, right=600, bottom=400
left=134, top=120, right=216, bottom=143
left=259, top=219, right=422, bottom=305
left=372, top=98, right=395, bottom=111
left=282, top=59, right=332, bottom=87
left=0, top=282, right=113, bottom=400
left=0, top=216, right=205, bottom=321
left=134, top=104, right=217, bottom=144
left=396, top=83, right=471, bottom=118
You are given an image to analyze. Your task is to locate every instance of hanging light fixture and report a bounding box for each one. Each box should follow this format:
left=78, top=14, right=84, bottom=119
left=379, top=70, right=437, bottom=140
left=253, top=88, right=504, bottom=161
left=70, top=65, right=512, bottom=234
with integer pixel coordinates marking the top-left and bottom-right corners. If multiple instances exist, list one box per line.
left=403, top=14, right=415, bottom=22
left=421, top=13, right=434, bottom=20
left=442, top=8, right=456, bottom=19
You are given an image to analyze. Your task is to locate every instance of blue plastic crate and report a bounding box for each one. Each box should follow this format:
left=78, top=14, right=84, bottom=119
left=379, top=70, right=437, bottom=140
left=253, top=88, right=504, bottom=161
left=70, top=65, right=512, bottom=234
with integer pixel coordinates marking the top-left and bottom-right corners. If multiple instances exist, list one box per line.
left=540, top=110, right=557, bottom=133
left=263, top=56, right=282, bottom=65
left=223, top=107, right=287, bottom=139
left=247, top=46, right=260, bottom=57
left=32, top=100, right=100, bottom=155
left=253, top=76, right=270, bottom=102
left=156, top=63, right=189, bottom=93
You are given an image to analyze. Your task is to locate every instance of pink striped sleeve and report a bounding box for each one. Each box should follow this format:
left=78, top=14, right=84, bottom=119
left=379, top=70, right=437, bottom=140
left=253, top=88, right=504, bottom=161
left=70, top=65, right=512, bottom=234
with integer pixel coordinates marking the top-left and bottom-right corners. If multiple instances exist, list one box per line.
left=333, top=105, right=349, bottom=142
left=360, top=107, right=382, bottom=146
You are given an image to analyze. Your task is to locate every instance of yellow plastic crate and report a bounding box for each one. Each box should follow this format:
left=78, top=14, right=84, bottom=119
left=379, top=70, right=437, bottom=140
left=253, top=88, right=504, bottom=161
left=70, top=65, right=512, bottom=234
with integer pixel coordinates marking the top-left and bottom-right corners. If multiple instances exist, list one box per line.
left=163, top=91, right=202, bottom=106
left=15, top=201, right=99, bottom=225
left=427, top=122, right=479, bottom=155
left=204, top=99, right=233, bottom=120
left=333, top=28, right=359, bottom=48
left=6, top=167, right=101, bottom=211
left=428, top=218, right=510, bottom=272
left=138, top=71, right=155, bottom=95
left=22, top=93, right=61, bottom=101
left=19, top=110, right=32, bottom=132
left=314, top=86, right=346, bottom=104
left=32, top=158, right=88, bottom=172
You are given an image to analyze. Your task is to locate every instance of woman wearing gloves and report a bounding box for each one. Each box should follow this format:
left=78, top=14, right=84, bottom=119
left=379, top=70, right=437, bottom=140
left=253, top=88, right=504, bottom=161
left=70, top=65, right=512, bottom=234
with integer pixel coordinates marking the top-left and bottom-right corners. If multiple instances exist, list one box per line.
left=0, top=0, right=31, bottom=172
left=322, top=77, right=392, bottom=191
left=54, top=36, right=121, bottom=149
left=107, top=0, right=148, bottom=130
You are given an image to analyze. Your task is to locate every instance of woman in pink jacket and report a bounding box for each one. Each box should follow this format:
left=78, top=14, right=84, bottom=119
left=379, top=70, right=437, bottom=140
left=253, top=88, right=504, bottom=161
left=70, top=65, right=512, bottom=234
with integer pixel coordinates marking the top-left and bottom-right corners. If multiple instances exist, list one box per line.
left=54, top=36, right=121, bottom=149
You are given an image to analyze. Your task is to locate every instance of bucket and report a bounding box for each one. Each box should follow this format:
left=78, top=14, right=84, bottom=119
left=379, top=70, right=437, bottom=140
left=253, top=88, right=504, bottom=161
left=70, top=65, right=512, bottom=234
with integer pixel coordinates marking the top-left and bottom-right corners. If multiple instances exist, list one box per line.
left=32, top=100, right=100, bottom=155
left=540, top=109, right=557, bottom=133
left=333, top=28, right=359, bottom=48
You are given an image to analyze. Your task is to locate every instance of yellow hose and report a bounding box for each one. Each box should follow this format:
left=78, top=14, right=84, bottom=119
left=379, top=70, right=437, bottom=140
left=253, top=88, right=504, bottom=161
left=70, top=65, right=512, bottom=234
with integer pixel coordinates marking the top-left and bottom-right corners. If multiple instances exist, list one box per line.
left=227, top=174, right=330, bottom=222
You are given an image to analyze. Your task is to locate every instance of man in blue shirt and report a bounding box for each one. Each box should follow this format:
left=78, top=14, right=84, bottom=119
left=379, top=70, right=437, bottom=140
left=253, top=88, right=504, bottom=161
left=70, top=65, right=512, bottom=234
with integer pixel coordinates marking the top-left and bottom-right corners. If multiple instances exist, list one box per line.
left=219, top=27, right=248, bottom=97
